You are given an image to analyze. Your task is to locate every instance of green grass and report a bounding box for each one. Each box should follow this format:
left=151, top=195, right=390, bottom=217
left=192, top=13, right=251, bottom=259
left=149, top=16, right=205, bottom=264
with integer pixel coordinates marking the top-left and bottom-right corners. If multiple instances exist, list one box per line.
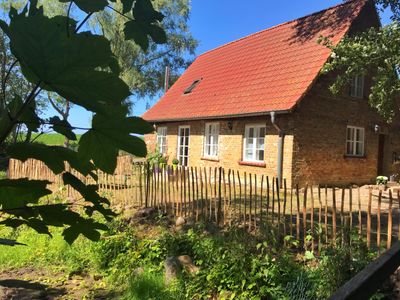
left=124, top=270, right=182, bottom=300
left=31, top=133, right=81, bottom=146
left=0, top=226, right=94, bottom=272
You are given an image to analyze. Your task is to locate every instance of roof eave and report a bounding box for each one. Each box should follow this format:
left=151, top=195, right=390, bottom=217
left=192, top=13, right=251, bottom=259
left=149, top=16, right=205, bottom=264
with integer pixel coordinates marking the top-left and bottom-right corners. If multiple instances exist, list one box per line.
left=144, top=109, right=292, bottom=124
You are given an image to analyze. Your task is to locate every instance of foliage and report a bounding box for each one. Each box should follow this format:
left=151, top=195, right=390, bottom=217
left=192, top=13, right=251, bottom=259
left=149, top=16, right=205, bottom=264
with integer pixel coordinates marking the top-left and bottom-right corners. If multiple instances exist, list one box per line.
left=0, top=0, right=167, bottom=244
left=321, top=0, right=400, bottom=121
left=147, top=150, right=167, bottom=167
left=0, top=219, right=378, bottom=299
left=376, top=175, right=389, bottom=184
left=91, top=0, right=197, bottom=104
left=310, top=236, right=373, bottom=299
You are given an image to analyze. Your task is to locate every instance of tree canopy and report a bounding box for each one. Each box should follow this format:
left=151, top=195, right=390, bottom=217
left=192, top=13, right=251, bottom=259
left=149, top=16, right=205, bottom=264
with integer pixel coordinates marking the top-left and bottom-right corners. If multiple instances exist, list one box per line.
left=321, top=0, right=400, bottom=121
left=0, top=0, right=169, bottom=245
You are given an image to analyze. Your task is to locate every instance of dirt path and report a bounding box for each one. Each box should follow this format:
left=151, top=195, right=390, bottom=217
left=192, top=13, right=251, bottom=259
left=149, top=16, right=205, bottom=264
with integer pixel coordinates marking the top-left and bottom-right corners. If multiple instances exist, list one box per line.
left=0, top=268, right=117, bottom=300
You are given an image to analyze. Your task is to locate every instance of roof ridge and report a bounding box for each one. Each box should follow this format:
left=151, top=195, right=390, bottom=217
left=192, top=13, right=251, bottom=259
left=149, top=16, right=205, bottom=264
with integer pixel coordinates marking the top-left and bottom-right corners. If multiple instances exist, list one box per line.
left=198, top=0, right=367, bottom=58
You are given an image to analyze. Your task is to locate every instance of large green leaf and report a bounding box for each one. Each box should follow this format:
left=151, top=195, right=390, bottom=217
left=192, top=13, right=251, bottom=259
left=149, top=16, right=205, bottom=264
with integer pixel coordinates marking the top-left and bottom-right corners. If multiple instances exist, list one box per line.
left=114, top=0, right=135, bottom=14
left=48, top=116, right=77, bottom=141
left=59, top=0, right=108, bottom=13
left=36, top=204, right=81, bottom=227
left=4, top=13, right=130, bottom=114
left=133, top=0, right=164, bottom=23
left=78, top=114, right=149, bottom=173
left=123, top=0, right=166, bottom=51
left=62, top=172, right=112, bottom=207
left=124, top=20, right=167, bottom=52
left=0, top=179, right=52, bottom=210
left=62, top=219, right=108, bottom=245
left=8, top=95, right=41, bottom=132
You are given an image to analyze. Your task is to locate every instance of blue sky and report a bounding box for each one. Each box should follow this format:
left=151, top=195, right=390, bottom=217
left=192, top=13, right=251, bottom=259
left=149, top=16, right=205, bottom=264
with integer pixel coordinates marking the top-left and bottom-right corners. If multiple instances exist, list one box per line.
left=62, top=0, right=392, bottom=132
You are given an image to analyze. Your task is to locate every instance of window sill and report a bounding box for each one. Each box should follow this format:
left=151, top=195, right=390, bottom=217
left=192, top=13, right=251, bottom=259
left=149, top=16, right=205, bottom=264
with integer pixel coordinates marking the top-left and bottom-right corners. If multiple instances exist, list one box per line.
left=238, top=161, right=266, bottom=167
left=344, top=154, right=367, bottom=159
left=201, top=157, right=219, bottom=162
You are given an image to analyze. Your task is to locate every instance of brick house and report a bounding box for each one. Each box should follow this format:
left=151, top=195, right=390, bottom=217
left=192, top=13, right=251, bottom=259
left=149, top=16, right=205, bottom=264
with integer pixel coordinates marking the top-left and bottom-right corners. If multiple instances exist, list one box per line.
left=143, top=0, right=400, bottom=187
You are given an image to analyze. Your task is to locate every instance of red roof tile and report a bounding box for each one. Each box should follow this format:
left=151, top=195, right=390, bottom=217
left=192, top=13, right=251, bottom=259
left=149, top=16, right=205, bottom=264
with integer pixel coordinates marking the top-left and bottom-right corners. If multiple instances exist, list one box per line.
left=143, top=0, right=369, bottom=122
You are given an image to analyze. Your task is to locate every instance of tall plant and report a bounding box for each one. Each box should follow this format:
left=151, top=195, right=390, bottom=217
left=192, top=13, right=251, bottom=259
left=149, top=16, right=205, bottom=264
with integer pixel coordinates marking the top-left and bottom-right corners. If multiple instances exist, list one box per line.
left=0, top=0, right=167, bottom=245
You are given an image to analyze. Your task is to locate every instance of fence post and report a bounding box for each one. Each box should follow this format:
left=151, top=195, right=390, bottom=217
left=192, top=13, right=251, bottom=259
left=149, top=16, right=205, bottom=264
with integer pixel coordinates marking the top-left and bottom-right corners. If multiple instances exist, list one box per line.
left=388, top=190, right=393, bottom=250
left=145, top=163, right=150, bottom=208
left=217, top=167, right=222, bottom=226
left=367, top=188, right=372, bottom=249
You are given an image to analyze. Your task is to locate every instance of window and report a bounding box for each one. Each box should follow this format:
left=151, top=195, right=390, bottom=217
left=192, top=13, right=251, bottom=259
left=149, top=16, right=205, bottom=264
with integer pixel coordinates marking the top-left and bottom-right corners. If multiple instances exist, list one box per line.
left=184, top=78, right=202, bottom=94
left=243, top=124, right=266, bottom=162
left=346, top=126, right=365, bottom=156
left=204, top=123, right=219, bottom=158
left=177, top=126, right=190, bottom=166
left=157, top=127, right=167, bottom=154
left=350, top=75, right=364, bottom=98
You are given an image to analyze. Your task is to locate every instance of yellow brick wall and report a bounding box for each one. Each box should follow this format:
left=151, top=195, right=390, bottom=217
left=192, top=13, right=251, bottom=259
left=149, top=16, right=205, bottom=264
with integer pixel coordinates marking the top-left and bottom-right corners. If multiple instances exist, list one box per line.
left=145, top=116, right=294, bottom=187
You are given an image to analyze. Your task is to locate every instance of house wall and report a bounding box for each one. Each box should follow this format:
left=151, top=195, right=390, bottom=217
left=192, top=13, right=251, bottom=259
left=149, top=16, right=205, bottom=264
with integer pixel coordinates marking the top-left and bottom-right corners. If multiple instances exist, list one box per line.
left=144, top=116, right=295, bottom=187
left=289, top=0, right=400, bottom=186
left=291, top=69, right=400, bottom=186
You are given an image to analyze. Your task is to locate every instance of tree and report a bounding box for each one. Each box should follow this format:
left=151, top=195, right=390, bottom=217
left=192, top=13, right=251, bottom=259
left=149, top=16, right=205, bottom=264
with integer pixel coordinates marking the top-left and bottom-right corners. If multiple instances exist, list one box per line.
left=321, top=0, right=400, bottom=121
left=0, top=0, right=168, bottom=245
left=92, top=0, right=197, bottom=106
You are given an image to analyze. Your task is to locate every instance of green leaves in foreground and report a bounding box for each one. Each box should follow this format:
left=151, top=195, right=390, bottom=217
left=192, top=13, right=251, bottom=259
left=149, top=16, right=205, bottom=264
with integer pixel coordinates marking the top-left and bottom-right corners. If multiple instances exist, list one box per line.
left=0, top=179, right=51, bottom=210
left=124, top=0, right=167, bottom=51
left=59, top=0, right=108, bottom=13
left=1, top=11, right=130, bottom=114
left=79, top=112, right=153, bottom=173
left=0, top=175, right=115, bottom=244
left=0, top=0, right=166, bottom=245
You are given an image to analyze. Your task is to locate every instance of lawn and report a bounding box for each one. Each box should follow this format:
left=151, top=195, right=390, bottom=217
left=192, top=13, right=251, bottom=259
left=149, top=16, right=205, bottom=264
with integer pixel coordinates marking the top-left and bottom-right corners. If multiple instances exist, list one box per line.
left=31, top=133, right=81, bottom=146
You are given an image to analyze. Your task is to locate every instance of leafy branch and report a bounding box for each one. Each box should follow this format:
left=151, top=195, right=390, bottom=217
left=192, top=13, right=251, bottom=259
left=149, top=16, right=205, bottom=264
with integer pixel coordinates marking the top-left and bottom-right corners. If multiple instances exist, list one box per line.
left=0, top=0, right=167, bottom=244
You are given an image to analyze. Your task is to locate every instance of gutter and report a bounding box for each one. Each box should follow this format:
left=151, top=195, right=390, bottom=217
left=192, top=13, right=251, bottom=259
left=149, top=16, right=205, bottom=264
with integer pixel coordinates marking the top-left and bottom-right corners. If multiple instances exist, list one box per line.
left=144, top=109, right=292, bottom=124
left=270, top=111, right=285, bottom=188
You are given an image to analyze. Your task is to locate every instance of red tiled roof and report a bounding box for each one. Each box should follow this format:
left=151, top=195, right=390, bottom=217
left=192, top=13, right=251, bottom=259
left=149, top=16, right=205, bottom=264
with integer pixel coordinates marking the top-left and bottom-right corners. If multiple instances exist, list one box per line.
left=143, top=0, right=369, bottom=122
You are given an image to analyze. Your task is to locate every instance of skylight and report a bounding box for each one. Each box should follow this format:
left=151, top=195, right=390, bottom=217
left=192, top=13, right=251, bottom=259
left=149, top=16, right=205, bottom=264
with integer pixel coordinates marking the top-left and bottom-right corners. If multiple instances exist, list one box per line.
left=184, top=78, right=202, bottom=94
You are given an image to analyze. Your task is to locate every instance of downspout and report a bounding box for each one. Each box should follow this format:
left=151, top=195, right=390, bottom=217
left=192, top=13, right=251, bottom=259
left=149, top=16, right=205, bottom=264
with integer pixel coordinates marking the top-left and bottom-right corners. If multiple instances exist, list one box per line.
left=270, top=111, right=285, bottom=188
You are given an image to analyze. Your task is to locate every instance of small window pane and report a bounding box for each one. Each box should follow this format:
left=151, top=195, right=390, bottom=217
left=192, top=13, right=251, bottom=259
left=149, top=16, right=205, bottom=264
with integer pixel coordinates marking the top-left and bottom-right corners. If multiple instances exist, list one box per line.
left=244, top=125, right=266, bottom=162
left=346, top=126, right=365, bottom=156
left=204, top=123, right=219, bottom=157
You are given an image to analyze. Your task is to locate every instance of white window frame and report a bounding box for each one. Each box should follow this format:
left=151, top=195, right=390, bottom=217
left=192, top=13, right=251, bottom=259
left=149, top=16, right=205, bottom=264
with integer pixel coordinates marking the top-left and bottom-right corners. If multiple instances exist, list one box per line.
left=177, top=125, right=190, bottom=166
left=346, top=126, right=365, bottom=157
left=156, top=127, right=167, bottom=154
left=350, top=75, right=364, bottom=98
left=243, top=124, right=266, bottom=163
left=203, top=122, right=220, bottom=158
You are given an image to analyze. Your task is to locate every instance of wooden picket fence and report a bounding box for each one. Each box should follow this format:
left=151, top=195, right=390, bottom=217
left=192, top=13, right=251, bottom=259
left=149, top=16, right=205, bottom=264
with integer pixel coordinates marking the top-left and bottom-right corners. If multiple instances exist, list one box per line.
left=7, top=158, right=400, bottom=250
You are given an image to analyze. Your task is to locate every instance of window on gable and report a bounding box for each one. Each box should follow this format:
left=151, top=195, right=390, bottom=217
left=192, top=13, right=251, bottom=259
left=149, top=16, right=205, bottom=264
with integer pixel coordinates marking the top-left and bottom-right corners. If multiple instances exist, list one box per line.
left=157, top=127, right=167, bottom=154
left=243, top=124, right=266, bottom=162
left=350, top=75, right=364, bottom=98
left=346, top=126, right=365, bottom=156
left=184, top=78, right=202, bottom=94
left=204, top=123, right=219, bottom=158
